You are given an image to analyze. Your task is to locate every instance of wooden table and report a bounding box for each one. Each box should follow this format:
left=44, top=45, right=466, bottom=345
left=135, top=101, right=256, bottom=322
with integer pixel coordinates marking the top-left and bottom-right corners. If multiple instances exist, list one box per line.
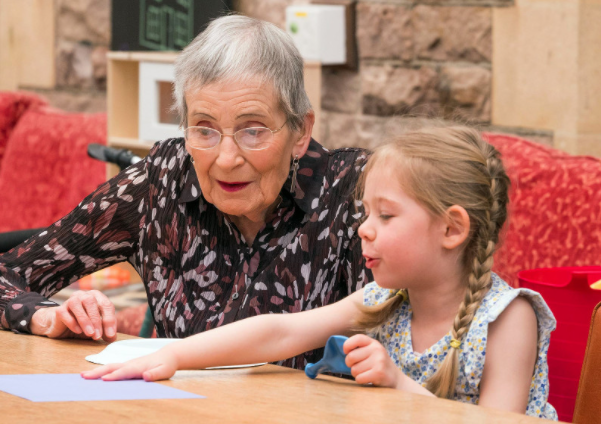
left=0, top=331, right=555, bottom=423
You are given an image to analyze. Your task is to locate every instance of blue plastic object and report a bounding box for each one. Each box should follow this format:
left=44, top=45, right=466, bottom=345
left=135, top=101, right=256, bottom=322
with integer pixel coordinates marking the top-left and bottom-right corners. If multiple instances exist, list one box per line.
left=305, top=335, right=352, bottom=379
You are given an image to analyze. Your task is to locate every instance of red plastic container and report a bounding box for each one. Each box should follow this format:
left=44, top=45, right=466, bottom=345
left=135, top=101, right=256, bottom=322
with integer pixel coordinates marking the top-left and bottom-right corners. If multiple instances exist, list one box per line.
left=518, top=266, right=601, bottom=423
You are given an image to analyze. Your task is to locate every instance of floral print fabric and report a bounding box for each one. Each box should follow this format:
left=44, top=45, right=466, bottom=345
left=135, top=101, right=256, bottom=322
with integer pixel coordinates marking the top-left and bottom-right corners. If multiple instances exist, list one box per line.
left=0, top=138, right=371, bottom=368
left=363, top=273, right=558, bottom=420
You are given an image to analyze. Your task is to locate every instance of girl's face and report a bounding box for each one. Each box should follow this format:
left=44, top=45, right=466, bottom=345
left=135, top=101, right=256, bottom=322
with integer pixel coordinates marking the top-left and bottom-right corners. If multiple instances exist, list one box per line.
left=358, top=166, right=447, bottom=290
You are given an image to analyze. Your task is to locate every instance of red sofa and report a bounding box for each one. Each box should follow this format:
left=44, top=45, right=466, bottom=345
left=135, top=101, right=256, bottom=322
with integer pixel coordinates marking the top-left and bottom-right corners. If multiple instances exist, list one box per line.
left=0, top=91, right=107, bottom=232
left=486, top=133, right=601, bottom=287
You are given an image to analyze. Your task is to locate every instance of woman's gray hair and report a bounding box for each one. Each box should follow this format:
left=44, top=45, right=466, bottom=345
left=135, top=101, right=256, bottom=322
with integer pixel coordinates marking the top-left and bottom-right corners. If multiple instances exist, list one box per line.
left=173, top=14, right=312, bottom=132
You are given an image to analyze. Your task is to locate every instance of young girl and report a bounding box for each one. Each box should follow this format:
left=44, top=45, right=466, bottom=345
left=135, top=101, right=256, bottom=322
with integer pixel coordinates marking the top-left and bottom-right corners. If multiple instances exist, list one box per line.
left=82, top=126, right=557, bottom=419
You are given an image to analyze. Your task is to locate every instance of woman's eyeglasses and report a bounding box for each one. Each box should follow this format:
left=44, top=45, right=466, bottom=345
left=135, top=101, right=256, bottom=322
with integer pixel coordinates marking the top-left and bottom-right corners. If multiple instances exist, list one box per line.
left=184, top=121, right=287, bottom=151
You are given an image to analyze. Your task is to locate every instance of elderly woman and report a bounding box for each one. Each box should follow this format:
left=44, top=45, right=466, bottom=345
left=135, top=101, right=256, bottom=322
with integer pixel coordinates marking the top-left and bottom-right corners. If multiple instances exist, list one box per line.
left=0, top=15, right=370, bottom=368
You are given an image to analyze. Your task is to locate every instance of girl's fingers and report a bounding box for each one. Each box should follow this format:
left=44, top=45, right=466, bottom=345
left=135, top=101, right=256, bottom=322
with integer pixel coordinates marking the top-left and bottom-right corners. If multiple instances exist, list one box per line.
left=349, top=355, right=373, bottom=379
left=353, top=368, right=380, bottom=386
left=101, top=364, right=145, bottom=381
left=81, top=363, right=122, bottom=379
left=142, top=363, right=173, bottom=382
left=343, top=334, right=373, bottom=354
left=345, top=345, right=371, bottom=368
left=101, top=356, right=166, bottom=381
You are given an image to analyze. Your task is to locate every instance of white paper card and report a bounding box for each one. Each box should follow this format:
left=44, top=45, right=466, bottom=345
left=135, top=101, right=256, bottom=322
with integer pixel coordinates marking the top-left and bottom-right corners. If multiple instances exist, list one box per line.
left=86, top=339, right=266, bottom=369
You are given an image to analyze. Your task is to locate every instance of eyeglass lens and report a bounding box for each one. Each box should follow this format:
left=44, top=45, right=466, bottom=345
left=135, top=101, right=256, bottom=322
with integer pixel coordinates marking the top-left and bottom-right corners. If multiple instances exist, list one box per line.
left=186, top=127, right=274, bottom=150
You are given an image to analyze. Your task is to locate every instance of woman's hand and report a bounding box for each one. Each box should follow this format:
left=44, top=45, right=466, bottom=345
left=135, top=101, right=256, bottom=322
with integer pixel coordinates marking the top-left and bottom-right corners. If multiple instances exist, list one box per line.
left=343, top=334, right=404, bottom=389
left=81, top=350, right=178, bottom=382
left=30, top=290, right=117, bottom=342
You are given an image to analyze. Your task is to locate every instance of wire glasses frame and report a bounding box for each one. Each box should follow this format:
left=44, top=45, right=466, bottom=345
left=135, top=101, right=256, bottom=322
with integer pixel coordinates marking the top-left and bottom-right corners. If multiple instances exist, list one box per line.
left=184, top=121, right=287, bottom=151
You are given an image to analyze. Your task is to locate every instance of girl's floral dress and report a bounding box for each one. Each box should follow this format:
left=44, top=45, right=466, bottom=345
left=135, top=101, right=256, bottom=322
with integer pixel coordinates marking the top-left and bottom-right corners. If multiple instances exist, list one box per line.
left=363, top=273, right=558, bottom=420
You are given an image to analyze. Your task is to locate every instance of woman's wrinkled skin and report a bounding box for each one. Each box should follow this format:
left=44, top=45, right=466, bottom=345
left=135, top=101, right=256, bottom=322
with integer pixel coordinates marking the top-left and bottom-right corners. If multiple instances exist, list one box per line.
left=185, top=78, right=314, bottom=244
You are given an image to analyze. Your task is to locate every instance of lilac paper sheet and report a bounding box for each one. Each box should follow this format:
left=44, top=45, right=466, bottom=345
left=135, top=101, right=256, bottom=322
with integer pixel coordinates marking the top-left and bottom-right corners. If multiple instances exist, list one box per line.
left=0, top=374, right=205, bottom=402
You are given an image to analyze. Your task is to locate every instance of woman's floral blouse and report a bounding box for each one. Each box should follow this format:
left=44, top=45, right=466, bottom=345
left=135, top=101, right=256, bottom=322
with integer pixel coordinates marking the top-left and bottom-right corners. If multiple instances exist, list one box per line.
left=0, top=138, right=371, bottom=368
left=363, top=273, right=558, bottom=420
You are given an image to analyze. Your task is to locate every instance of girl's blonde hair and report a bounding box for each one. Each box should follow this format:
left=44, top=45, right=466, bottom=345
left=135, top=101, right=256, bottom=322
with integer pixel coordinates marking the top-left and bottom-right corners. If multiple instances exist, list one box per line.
left=355, top=126, right=510, bottom=399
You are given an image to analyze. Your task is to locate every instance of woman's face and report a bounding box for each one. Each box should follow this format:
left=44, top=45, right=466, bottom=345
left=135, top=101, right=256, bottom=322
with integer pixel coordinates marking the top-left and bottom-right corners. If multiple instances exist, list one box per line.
left=184, top=78, right=312, bottom=223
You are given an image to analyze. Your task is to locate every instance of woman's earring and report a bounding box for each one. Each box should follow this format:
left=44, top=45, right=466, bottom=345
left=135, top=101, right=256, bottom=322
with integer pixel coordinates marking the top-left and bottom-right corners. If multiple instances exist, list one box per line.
left=290, top=155, right=299, bottom=194
left=190, top=156, right=195, bottom=164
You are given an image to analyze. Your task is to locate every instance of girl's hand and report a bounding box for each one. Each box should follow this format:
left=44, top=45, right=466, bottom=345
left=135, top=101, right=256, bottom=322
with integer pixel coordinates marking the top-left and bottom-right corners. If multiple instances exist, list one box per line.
left=81, top=350, right=178, bottom=382
left=343, top=334, right=404, bottom=389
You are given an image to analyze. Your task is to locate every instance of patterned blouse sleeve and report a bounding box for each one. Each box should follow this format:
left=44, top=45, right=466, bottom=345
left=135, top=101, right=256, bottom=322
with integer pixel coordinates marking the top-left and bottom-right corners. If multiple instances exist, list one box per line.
left=0, top=155, right=150, bottom=333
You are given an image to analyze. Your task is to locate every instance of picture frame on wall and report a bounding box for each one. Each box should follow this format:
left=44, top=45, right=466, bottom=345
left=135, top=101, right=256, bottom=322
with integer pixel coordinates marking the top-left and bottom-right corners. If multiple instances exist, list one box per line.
left=138, top=61, right=181, bottom=143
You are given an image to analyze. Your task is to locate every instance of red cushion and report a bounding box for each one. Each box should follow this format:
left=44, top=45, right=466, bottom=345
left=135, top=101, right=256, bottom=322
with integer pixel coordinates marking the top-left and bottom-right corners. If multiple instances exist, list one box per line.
left=0, top=106, right=107, bottom=232
left=0, top=91, right=47, bottom=171
left=484, top=133, right=601, bottom=286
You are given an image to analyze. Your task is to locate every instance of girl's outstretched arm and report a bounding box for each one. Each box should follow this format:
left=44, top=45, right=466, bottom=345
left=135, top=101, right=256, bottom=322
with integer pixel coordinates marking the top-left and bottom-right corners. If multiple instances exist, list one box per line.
left=82, top=289, right=365, bottom=381
left=478, top=296, right=538, bottom=413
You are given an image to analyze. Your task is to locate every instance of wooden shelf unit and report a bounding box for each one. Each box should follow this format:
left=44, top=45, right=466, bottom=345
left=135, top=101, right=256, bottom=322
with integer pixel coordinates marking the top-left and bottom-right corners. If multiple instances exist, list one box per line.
left=107, top=51, right=322, bottom=178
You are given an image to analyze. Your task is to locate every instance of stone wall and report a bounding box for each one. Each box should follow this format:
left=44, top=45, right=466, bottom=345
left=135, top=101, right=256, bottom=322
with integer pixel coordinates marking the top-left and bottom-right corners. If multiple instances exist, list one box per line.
left=29, top=0, right=552, bottom=146
left=27, top=0, right=110, bottom=114
left=236, top=0, right=552, bottom=149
